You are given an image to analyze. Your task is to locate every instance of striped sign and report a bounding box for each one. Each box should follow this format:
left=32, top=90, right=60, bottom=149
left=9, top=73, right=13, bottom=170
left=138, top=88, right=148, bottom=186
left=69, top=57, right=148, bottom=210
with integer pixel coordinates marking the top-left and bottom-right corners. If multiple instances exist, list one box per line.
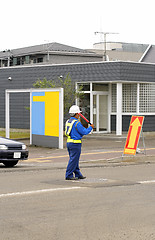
left=123, top=116, right=144, bottom=155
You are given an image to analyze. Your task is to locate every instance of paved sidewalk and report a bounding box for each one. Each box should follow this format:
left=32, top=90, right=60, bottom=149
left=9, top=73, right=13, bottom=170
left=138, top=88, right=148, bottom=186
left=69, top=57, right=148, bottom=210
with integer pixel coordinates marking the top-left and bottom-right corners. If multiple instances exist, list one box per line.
left=20, top=132, right=155, bottom=168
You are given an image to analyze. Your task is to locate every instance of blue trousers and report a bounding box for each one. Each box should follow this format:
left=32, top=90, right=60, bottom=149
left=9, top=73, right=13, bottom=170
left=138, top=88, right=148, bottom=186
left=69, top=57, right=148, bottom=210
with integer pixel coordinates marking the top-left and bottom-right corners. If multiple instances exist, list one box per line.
left=65, top=142, right=83, bottom=178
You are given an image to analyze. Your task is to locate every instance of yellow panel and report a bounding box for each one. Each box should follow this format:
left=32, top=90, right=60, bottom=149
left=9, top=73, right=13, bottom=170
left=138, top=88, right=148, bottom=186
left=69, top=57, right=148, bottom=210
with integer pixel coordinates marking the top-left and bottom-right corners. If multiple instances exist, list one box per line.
left=45, top=92, right=59, bottom=137
left=33, top=96, right=45, bottom=102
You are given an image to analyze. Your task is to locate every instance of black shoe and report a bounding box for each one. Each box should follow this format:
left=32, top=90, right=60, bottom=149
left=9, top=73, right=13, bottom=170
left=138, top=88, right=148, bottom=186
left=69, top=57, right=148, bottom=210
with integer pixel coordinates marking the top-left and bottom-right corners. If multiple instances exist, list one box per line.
left=65, top=177, right=78, bottom=180
left=78, top=176, right=86, bottom=179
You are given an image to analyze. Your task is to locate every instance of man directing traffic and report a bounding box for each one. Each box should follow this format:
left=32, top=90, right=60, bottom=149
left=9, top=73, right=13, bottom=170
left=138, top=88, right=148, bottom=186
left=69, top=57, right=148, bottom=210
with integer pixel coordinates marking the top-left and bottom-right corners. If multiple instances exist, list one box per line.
left=65, top=105, right=94, bottom=180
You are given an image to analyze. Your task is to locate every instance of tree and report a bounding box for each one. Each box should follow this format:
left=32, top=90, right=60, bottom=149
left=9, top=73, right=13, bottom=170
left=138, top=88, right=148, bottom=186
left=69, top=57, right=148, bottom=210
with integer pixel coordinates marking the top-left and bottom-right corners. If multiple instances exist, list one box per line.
left=33, top=73, right=84, bottom=115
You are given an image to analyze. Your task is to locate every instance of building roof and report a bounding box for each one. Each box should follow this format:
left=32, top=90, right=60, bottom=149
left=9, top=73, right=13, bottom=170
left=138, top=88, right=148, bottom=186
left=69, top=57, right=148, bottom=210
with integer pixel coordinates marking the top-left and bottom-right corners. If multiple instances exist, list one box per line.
left=1, top=60, right=155, bottom=83
left=0, top=42, right=98, bottom=59
left=139, top=45, right=155, bottom=63
left=93, top=42, right=149, bottom=53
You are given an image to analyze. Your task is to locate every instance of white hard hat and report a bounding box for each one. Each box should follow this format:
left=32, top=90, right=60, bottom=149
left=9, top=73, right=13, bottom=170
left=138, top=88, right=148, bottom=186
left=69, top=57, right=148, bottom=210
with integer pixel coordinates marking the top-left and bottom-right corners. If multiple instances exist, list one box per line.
left=69, top=105, right=81, bottom=114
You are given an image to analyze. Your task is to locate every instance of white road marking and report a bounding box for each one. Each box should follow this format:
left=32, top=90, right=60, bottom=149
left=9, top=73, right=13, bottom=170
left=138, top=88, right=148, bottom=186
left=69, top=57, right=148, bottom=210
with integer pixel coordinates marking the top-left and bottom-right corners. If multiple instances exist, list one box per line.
left=0, top=187, right=83, bottom=198
left=1, top=179, right=154, bottom=199
left=139, top=180, right=155, bottom=184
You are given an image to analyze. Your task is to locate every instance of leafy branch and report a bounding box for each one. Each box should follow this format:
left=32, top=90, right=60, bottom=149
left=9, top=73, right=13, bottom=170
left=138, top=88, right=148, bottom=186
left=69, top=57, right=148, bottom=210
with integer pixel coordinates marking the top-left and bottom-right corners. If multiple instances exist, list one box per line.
left=33, top=73, right=84, bottom=115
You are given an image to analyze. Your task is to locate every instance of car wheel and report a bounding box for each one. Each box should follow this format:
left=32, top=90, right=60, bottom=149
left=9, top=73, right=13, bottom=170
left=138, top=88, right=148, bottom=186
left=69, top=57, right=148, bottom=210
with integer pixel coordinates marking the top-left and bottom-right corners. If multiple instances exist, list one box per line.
left=2, top=160, right=19, bottom=167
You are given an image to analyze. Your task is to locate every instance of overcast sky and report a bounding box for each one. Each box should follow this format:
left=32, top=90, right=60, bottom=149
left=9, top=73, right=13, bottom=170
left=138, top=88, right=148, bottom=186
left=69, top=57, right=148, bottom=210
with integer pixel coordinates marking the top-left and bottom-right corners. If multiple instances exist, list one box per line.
left=1, top=0, right=154, bottom=51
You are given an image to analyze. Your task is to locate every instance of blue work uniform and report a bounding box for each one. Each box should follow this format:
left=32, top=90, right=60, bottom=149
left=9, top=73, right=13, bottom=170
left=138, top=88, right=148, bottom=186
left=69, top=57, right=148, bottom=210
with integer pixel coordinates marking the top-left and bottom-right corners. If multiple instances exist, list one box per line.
left=65, top=117, right=93, bottom=179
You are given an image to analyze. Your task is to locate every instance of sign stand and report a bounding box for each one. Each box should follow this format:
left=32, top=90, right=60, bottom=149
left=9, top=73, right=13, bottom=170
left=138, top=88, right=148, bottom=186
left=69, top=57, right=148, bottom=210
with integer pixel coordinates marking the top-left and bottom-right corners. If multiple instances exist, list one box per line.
left=122, top=116, right=146, bottom=159
left=140, top=128, right=146, bottom=155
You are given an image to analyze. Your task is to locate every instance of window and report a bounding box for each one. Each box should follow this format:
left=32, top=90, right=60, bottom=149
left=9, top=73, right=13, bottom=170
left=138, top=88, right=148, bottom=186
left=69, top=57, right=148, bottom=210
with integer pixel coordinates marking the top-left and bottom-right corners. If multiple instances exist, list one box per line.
left=13, top=58, right=17, bottom=65
left=139, top=84, right=155, bottom=112
left=17, top=57, right=21, bottom=65
left=78, top=83, right=90, bottom=91
left=78, top=93, right=90, bottom=128
left=37, top=58, right=43, bottom=63
left=112, top=83, right=155, bottom=114
left=25, top=56, right=30, bottom=64
left=111, top=84, right=116, bottom=112
left=21, top=57, right=25, bottom=65
left=122, top=84, right=137, bottom=113
left=93, top=83, right=108, bottom=91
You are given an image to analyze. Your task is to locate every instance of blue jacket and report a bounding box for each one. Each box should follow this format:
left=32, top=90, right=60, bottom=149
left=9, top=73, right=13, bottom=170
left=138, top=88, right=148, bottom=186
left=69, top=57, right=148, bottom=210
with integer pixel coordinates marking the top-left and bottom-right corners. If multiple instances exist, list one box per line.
left=66, top=117, right=93, bottom=140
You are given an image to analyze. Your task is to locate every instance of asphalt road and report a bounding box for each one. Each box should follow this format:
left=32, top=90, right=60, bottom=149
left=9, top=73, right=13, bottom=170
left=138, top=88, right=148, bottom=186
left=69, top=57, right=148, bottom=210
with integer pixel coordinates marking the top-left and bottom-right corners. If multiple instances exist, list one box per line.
left=0, top=163, right=155, bottom=239
left=0, top=134, right=155, bottom=240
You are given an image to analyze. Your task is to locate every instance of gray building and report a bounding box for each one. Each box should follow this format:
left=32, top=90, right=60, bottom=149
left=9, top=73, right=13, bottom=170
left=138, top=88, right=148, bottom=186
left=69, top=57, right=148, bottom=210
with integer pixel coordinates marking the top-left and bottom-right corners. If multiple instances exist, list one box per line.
left=139, top=44, right=155, bottom=63
left=1, top=61, right=155, bottom=135
left=89, top=42, right=149, bottom=62
left=0, top=42, right=102, bottom=67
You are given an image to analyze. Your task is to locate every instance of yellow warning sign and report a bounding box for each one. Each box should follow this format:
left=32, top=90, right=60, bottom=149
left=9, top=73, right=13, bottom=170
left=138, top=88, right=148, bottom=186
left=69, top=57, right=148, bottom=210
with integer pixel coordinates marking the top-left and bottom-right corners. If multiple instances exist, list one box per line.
left=123, top=116, right=144, bottom=155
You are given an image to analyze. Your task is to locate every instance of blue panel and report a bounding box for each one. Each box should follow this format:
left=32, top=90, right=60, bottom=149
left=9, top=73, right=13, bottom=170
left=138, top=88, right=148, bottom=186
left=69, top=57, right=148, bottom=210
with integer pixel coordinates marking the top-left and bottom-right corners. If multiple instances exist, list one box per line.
left=32, top=92, right=45, bottom=135
left=32, top=92, right=45, bottom=97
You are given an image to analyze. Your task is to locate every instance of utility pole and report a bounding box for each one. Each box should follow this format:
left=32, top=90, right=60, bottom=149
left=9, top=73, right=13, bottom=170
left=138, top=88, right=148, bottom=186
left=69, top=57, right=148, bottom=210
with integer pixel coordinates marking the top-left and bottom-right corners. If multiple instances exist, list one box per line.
left=94, top=32, right=119, bottom=61
left=44, top=40, right=52, bottom=62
